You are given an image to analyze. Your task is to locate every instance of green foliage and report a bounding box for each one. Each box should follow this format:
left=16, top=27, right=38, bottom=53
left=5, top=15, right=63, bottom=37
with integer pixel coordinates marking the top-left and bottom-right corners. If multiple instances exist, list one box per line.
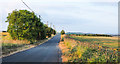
left=40, top=26, right=46, bottom=39
left=61, top=30, right=65, bottom=35
left=5, top=10, right=46, bottom=42
left=46, top=27, right=52, bottom=37
left=74, top=34, right=112, bottom=37
left=53, top=29, right=56, bottom=35
left=44, top=24, right=56, bottom=37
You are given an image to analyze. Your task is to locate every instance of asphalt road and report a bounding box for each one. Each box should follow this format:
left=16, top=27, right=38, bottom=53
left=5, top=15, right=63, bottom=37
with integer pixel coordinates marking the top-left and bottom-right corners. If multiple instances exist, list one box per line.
left=2, top=34, right=62, bottom=63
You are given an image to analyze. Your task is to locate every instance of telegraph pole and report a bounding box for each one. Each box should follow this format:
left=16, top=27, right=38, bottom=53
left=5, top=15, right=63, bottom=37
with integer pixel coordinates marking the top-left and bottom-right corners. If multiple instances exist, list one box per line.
left=53, top=25, right=55, bottom=30
left=39, top=15, right=41, bottom=21
left=39, top=15, right=41, bottom=19
left=50, top=23, right=52, bottom=28
left=47, top=21, right=48, bottom=26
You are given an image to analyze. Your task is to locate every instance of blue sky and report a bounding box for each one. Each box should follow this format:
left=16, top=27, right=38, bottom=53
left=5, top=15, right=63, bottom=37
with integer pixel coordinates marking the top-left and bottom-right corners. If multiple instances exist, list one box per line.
left=0, top=0, right=119, bottom=34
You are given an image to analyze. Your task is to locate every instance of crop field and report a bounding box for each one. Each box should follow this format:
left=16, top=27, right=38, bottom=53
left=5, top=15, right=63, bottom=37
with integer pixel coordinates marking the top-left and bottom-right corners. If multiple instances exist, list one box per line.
left=59, top=35, right=119, bottom=62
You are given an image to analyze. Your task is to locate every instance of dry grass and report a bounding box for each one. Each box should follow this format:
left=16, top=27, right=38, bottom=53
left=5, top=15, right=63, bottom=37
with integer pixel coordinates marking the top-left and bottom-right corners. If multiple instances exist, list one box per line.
left=59, top=41, right=69, bottom=62
left=1, top=32, right=30, bottom=44
left=59, top=35, right=118, bottom=62
left=103, top=42, right=118, bottom=48
left=2, top=40, right=30, bottom=44
left=1, top=32, right=30, bottom=57
left=59, top=35, right=78, bottom=62
left=1, top=32, right=55, bottom=58
left=71, top=36, right=118, bottom=48
left=76, top=36, right=118, bottom=40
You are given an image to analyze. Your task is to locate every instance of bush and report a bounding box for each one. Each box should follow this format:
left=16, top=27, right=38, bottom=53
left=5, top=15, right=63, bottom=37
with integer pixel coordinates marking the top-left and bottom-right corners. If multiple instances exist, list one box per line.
left=61, top=30, right=65, bottom=35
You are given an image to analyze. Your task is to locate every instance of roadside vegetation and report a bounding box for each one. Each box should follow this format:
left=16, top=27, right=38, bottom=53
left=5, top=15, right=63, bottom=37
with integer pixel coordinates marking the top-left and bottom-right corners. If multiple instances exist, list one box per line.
left=1, top=9, right=56, bottom=57
left=6, top=10, right=56, bottom=42
left=1, top=31, right=55, bottom=57
left=59, top=34, right=119, bottom=63
left=61, top=30, right=65, bottom=35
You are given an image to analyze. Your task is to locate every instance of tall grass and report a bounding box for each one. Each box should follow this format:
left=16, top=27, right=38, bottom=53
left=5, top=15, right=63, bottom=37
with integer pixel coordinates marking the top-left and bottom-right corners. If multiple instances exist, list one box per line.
left=1, top=32, right=54, bottom=56
left=59, top=35, right=119, bottom=62
left=1, top=32, right=30, bottom=55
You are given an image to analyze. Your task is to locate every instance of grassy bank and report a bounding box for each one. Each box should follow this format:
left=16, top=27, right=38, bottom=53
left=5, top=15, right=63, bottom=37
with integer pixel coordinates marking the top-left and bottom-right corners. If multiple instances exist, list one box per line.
left=1, top=32, right=55, bottom=57
left=59, top=35, right=119, bottom=62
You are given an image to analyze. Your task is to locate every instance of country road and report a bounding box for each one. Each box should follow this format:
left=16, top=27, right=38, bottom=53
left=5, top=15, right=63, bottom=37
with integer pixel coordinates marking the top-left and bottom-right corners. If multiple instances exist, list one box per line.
left=2, top=34, right=62, bottom=63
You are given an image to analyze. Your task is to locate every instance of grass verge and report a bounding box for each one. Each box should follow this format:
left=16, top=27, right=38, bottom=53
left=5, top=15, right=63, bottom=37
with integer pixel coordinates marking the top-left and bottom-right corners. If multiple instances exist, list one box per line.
left=1, top=32, right=55, bottom=58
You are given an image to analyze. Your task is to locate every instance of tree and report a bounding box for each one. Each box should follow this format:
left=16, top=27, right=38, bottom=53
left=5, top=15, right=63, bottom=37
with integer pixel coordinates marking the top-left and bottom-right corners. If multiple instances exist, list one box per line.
left=61, top=30, right=65, bottom=35
left=46, top=27, right=52, bottom=37
left=5, top=10, right=46, bottom=42
left=44, top=24, right=53, bottom=38
left=53, top=29, right=56, bottom=35
left=40, top=26, right=46, bottom=40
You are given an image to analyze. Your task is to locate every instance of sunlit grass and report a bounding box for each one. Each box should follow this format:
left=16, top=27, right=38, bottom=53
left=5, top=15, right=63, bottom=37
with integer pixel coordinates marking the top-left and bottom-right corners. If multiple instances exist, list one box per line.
left=70, top=36, right=118, bottom=48
left=1, top=32, right=54, bottom=57
left=1, top=32, right=30, bottom=55
left=59, top=35, right=119, bottom=62
left=1, top=32, right=30, bottom=45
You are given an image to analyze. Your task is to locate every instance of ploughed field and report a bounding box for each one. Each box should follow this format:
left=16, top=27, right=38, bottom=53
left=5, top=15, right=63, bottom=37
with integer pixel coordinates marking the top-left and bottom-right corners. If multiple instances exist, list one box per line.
left=59, top=35, right=119, bottom=62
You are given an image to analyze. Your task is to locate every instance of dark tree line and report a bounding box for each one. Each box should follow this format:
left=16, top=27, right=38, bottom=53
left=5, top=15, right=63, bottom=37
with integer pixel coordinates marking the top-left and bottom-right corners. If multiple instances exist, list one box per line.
left=5, top=10, right=56, bottom=43
left=67, top=34, right=112, bottom=37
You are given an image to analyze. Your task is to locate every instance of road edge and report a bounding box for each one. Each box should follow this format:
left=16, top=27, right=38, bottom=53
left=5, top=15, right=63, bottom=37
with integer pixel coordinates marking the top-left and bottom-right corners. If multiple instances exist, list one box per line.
left=1, top=35, right=56, bottom=58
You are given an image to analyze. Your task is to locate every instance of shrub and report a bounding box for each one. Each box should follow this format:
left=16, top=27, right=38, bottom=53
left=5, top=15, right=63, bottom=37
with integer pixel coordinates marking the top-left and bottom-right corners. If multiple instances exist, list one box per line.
left=61, top=30, right=65, bottom=35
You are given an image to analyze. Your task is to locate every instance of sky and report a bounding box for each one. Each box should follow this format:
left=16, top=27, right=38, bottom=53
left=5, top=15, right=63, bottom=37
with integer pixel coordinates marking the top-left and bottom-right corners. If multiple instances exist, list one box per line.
left=0, top=0, right=119, bottom=34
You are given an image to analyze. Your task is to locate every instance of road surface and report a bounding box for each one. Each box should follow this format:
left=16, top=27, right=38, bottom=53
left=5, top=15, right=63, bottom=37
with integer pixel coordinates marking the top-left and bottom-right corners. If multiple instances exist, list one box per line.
left=2, top=34, right=62, bottom=63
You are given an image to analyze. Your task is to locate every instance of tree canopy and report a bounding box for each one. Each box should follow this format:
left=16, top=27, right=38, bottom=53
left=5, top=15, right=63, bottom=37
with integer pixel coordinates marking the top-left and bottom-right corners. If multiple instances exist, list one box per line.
left=5, top=9, right=56, bottom=42
left=44, top=24, right=56, bottom=37
left=6, top=10, right=46, bottom=42
left=61, top=30, right=65, bottom=35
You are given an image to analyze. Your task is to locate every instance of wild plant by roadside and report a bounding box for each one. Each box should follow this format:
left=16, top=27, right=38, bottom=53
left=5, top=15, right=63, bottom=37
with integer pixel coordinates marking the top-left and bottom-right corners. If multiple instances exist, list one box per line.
left=59, top=35, right=118, bottom=63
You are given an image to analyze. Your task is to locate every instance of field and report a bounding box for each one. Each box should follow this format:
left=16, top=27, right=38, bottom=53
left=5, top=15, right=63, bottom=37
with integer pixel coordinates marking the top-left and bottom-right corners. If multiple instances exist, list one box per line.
left=70, top=36, right=118, bottom=48
left=0, top=32, right=53, bottom=57
left=59, top=35, right=119, bottom=62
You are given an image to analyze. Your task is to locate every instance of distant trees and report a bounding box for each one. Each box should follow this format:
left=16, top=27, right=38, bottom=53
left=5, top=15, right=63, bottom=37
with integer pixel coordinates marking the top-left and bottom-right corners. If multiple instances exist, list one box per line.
left=67, top=34, right=112, bottom=37
left=61, top=30, right=65, bottom=35
left=5, top=10, right=56, bottom=42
